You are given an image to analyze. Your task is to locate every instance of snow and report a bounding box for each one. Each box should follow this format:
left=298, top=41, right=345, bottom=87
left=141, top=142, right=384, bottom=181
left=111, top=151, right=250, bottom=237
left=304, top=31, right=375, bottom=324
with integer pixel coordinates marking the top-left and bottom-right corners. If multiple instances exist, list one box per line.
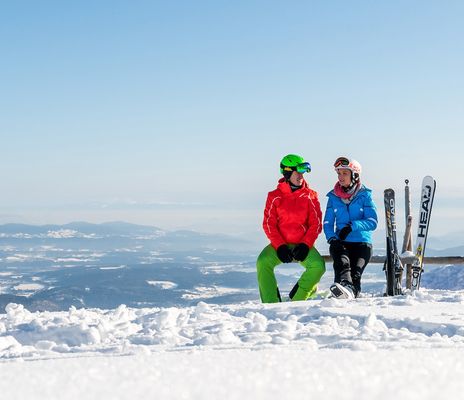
left=0, top=230, right=98, bottom=239
left=1, top=286, right=464, bottom=399
left=100, top=265, right=126, bottom=270
left=181, top=285, right=255, bottom=300
left=13, top=283, right=45, bottom=292
left=46, top=229, right=89, bottom=239
left=146, top=280, right=178, bottom=289
left=1, top=348, right=463, bottom=400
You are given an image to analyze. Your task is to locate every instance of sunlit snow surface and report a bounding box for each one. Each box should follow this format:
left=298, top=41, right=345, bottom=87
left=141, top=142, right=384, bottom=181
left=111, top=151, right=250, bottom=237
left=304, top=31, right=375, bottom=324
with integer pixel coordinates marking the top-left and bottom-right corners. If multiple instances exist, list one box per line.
left=1, top=288, right=464, bottom=400
left=2, top=289, right=464, bottom=360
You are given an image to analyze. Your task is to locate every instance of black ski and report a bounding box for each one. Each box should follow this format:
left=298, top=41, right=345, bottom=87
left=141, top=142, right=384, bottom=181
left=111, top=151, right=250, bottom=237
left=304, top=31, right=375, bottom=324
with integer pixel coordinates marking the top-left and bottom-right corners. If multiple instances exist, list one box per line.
left=384, top=188, right=403, bottom=296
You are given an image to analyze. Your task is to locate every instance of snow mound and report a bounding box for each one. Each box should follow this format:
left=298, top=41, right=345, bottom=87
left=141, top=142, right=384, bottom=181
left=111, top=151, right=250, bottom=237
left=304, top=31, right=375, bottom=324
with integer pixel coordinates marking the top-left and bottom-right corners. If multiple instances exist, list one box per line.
left=1, top=289, right=464, bottom=360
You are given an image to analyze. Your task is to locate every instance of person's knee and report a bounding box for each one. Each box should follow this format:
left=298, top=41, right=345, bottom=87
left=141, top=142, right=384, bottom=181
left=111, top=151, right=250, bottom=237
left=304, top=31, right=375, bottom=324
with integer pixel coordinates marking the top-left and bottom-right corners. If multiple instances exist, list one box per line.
left=256, top=247, right=277, bottom=272
left=333, top=253, right=349, bottom=267
left=316, top=260, right=326, bottom=277
left=308, top=257, right=325, bottom=277
left=256, top=257, right=269, bottom=274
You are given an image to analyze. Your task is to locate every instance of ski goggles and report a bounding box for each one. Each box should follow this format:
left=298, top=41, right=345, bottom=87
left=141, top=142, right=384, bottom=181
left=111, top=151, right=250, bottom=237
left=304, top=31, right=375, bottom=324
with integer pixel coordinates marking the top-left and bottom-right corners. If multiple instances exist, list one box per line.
left=282, top=162, right=312, bottom=173
left=334, top=157, right=350, bottom=168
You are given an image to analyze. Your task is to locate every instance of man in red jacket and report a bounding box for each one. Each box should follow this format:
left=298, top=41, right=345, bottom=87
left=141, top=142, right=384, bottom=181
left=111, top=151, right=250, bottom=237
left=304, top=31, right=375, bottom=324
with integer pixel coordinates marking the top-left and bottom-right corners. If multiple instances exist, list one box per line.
left=257, top=154, right=325, bottom=303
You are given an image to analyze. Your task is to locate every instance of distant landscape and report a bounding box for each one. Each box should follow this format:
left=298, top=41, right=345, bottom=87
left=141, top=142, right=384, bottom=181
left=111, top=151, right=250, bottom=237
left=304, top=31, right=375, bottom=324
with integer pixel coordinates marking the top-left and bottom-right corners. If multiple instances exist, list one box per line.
left=0, top=222, right=462, bottom=312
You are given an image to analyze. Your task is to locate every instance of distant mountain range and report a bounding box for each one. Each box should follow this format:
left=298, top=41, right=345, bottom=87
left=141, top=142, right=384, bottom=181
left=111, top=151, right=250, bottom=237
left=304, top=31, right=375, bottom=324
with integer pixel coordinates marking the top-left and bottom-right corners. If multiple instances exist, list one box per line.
left=0, top=221, right=461, bottom=256
left=0, top=221, right=262, bottom=254
left=0, top=221, right=164, bottom=236
left=425, top=231, right=464, bottom=251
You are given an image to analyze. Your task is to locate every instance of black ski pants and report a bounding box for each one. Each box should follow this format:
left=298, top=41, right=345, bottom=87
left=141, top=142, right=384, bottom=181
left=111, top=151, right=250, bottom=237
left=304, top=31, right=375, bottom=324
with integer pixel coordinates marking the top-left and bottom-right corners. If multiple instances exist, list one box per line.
left=329, top=241, right=372, bottom=295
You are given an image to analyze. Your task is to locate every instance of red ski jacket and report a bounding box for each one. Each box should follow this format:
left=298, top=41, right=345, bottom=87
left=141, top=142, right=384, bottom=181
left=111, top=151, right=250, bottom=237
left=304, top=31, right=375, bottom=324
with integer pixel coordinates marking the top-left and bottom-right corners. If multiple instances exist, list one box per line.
left=263, top=178, right=322, bottom=250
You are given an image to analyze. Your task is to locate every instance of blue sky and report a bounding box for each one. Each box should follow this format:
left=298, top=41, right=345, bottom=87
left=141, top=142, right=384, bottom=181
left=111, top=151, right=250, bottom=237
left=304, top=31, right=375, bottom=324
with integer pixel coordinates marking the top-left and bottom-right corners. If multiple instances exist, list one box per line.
left=1, top=1, right=463, bottom=239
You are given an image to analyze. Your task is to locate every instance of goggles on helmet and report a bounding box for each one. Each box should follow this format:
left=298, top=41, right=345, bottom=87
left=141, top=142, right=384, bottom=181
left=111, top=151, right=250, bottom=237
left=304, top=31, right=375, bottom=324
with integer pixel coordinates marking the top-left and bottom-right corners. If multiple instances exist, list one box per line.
left=334, top=157, right=350, bottom=168
left=282, top=162, right=311, bottom=174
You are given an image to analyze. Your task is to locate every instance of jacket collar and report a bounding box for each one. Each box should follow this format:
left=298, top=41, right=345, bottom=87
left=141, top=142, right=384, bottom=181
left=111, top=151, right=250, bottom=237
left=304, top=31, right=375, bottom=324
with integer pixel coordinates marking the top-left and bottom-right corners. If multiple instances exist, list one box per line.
left=327, top=184, right=369, bottom=199
left=277, top=177, right=309, bottom=194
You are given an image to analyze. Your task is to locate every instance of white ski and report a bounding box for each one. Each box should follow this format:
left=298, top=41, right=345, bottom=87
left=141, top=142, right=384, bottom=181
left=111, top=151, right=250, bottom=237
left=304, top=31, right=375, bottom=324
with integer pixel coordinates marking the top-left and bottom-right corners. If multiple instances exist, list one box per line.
left=411, top=176, right=436, bottom=290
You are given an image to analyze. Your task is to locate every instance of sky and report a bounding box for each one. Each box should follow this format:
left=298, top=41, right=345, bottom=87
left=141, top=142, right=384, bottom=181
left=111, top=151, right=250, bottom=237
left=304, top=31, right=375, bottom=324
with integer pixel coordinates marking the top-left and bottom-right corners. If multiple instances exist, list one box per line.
left=1, top=0, right=463, bottom=239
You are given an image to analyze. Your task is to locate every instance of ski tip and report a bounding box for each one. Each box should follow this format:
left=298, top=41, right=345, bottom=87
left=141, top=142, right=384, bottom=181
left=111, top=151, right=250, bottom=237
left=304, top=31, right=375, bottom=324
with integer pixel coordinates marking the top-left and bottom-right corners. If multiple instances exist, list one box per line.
left=422, top=175, right=437, bottom=190
left=423, top=175, right=436, bottom=182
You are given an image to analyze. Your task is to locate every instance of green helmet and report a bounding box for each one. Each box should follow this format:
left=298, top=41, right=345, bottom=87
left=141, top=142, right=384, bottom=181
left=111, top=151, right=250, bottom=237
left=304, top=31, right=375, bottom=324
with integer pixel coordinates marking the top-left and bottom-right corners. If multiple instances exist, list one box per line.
left=280, top=154, right=311, bottom=174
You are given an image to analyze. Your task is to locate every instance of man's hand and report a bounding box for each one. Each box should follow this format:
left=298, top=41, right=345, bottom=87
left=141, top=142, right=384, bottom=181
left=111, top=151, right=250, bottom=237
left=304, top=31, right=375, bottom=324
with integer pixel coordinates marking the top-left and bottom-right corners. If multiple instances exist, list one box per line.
left=292, top=243, right=310, bottom=261
left=277, top=245, right=293, bottom=263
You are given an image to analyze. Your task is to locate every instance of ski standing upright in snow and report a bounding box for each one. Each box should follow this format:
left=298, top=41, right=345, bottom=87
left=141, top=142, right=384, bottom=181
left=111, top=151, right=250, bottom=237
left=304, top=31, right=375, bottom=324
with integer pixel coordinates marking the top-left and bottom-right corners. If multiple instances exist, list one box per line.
left=383, top=188, right=403, bottom=295
left=411, top=176, right=436, bottom=290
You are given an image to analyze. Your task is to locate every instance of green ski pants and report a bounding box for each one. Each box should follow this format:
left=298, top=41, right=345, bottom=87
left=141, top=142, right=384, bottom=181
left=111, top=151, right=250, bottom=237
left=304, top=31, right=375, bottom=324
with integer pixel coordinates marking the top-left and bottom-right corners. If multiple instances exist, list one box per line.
left=256, top=244, right=325, bottom=303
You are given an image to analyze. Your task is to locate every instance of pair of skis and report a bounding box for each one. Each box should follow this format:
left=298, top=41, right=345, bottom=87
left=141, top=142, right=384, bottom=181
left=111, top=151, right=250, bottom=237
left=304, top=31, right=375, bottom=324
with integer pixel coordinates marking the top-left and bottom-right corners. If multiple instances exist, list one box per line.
left=383, top=176, right=436, bottom=295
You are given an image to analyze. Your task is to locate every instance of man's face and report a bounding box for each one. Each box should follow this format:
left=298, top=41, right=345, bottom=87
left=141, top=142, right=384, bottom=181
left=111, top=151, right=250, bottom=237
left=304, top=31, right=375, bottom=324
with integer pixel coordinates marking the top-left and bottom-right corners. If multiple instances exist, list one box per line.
left=289, top=171, right=304, bottom=186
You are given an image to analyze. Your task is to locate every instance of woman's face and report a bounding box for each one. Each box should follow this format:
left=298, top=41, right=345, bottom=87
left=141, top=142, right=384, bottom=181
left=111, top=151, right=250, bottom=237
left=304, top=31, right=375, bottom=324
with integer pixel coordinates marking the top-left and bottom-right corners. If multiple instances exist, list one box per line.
left=337, top=168, right=352, bottom=187
left=289, top=171, right=304, bottom=187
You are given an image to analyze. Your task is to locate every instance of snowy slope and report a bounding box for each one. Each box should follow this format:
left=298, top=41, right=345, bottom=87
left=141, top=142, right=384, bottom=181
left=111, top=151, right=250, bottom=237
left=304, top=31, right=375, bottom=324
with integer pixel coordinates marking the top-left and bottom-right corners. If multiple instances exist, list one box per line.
left=2, top=290, right=464, bottom=358
left=1, top=287, right=464, bottom=399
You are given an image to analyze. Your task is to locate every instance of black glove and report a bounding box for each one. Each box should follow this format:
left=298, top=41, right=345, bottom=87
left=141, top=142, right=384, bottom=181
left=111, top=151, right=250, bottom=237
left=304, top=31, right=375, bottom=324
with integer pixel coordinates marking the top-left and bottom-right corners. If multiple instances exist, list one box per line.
left=277, top=245, right=293, bottom=263
left=292, top=243, right=310, bottom=261
left=338, top=225, right=352, bottom=240
left=327, top=237, right=338, bottom=244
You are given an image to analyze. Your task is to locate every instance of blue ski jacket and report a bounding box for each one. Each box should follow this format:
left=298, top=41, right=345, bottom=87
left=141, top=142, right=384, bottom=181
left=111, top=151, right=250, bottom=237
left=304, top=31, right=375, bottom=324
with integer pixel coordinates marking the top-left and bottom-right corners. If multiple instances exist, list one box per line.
left=323, top=185, right=378, bottom=244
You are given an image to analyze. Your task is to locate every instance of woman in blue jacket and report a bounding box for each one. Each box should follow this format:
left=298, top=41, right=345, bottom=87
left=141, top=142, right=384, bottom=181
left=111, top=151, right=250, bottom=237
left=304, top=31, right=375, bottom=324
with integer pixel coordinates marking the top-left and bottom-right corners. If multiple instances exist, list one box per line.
left=323, top=156, right=378, bottom=299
